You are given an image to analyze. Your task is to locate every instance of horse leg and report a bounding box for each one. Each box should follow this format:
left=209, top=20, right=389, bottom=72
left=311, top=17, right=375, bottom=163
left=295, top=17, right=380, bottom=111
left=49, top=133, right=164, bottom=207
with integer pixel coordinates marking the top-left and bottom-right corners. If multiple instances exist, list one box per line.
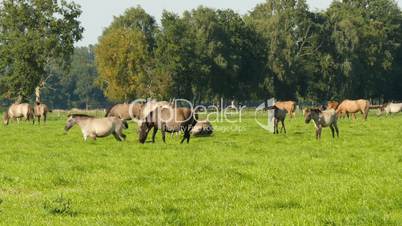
left=181, top=126, right=190, bottom=144
left=152, top=127, right=158, bottom=143
left=37, top=116, right=41, bottom=125
left=334, top=123, right=339, bottom=137
left=330, top=125, right=335, bottom=138
left=44, top=114, right=47, bottom=124
left=318, top=127, right=322, bottom=140
left=282, top=120, right=286, bottom=134
left=113, top=132, right=121, bottom=141
left=161, top=129, right=166, bottom=143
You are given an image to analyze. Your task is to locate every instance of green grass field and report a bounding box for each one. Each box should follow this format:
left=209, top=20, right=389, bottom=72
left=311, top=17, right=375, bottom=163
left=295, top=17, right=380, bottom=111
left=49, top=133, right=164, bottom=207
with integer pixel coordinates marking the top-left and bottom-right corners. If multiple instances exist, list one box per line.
left=0, top=111, right=401, bottom=225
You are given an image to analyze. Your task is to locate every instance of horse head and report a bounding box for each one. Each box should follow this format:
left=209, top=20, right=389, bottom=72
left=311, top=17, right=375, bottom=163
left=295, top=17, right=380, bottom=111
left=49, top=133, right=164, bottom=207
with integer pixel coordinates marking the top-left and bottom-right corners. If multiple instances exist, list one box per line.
left=3, top=111, right=9, bottom=125
left=304, top=108, right=321, bottom=124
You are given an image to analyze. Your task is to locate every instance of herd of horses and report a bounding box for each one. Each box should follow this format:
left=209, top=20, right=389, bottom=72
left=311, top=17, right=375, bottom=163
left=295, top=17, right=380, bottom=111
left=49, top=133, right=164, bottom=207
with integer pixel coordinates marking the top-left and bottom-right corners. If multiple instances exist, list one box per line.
left=2, top=99, right=401, bottom=142
left=2, top=102, right=50, bottom=125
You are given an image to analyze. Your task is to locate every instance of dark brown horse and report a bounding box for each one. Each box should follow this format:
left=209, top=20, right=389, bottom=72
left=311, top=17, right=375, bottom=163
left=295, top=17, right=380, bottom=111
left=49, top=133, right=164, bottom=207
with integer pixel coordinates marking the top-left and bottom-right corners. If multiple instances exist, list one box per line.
left=138, top=102, right=197, bottom=144
left=267, top=106, right=287, bottom=134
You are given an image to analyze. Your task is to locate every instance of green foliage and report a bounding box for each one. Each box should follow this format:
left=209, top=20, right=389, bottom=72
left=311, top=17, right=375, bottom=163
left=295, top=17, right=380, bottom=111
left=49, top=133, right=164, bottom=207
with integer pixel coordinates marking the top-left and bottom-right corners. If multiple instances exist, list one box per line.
left=0, top=0, right=83, bottom=101
left=96, top=7, right=161, bottom=101
left=42, top=46, right=107, bottom=109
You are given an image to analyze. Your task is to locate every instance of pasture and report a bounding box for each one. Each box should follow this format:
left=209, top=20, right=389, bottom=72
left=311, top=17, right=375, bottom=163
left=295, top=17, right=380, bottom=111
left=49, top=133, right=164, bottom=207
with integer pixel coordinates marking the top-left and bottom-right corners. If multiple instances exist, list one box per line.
left=0, top=111, right=401, bottom=225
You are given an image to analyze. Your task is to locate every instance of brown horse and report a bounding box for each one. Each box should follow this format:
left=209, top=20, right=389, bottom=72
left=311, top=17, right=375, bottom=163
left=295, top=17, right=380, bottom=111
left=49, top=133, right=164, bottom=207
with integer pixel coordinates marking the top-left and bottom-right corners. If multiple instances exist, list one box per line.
left=275, top=101, right=296, bottom=118
left=327, top=101, right=339, bottom=110
left=138, top=102, right=197, bottom=144
left=3, top=103, right=34, bottom=125
left=336, top=99, right=370, bottom=120
left=105, top=103, right=144, bottom=121
left=34, top=103, right=50, bottom=124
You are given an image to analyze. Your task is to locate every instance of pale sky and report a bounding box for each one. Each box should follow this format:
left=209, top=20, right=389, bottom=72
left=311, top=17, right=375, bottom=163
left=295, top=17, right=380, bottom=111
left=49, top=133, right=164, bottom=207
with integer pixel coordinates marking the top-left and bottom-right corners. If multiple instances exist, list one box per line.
left=68, top=0, right=402, bottom=46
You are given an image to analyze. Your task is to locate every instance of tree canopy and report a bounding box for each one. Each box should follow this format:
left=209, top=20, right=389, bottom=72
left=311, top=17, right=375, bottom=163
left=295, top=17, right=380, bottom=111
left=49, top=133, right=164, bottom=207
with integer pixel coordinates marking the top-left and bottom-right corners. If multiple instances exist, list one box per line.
left=0, top=0, right=83, bottom=102
left=2, top=0, right=402, bottom=108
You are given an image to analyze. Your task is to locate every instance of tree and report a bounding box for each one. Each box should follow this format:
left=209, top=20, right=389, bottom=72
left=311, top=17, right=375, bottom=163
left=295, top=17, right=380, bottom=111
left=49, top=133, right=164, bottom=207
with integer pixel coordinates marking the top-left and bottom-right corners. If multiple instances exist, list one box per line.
left=95, top=7, right=161, bottom=101
left=249, top=0, right=321, bottom=100
left=41, top=46, right=107, bottom=109
left=0, top=0, right=83, bottom=102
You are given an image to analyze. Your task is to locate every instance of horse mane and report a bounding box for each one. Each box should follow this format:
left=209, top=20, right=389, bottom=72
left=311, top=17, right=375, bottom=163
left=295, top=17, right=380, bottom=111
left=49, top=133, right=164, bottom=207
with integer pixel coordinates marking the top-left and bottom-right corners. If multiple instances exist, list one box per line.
left=68, top=113, right=95, bottom=118
left=105, top=105, right=114, bottom=117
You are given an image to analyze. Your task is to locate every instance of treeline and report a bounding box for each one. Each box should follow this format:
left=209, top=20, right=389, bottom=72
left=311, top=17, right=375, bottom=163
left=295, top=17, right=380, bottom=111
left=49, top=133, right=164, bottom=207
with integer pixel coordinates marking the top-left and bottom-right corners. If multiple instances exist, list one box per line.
left=95, top=0, right=402, bottom=104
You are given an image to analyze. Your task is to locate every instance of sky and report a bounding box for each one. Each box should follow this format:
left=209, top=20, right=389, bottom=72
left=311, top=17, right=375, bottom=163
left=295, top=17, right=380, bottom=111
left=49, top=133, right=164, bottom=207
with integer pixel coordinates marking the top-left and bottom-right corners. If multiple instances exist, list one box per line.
left=68, top=0, right=402, bottom=46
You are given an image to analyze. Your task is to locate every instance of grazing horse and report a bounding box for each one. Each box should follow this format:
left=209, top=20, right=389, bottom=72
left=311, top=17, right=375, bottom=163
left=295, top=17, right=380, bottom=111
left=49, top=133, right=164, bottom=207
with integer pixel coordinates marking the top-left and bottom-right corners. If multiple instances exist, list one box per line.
left=304, top=108, right=339, bottom=140
left=191, top=120, right=213, bottom=136
left=327, top=101, right=339, bottom=110
left=34, top=103, right=50, bottom=124
left=138, top=102, right=197, bottom=144
left=267, top=106, right=287, bottom=134
left=336, top=99, right=370, bottom=120
left=105, top=103, right=144, bottom=120
left=275, top=101, right=296, bottom=118
left=3, top=103, right=34, bottom=125
left=64, top=114, right=128, bottom=141
left=379, top=103, right=402, bottom=115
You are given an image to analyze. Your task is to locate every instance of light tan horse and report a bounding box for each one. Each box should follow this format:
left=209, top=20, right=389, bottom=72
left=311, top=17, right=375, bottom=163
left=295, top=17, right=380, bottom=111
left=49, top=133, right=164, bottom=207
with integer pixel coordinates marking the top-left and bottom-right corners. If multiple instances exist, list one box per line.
left=379, top=103, right=402, bottom=115
left=336, top=99, right=370, bottom=120
left=305, top=108, right=339, bottom=140
left=105, top=103, right=145, bottom=121
left=191, top=120, right=213, bottom=136
left=34, top=103, right=50, bottom=124
left=3, top=103, right=34, bottom=125
left=64, top=114, right=128, bottom=141
left=275, top=101, right=296, bottom=118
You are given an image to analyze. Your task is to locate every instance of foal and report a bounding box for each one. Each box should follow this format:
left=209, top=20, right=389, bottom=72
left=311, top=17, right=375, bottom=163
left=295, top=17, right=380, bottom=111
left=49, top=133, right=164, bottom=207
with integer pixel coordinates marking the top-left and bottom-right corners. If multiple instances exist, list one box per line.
left=304, top=108, right=339, bottom=140
left=267, top=106, right=287, bottom=134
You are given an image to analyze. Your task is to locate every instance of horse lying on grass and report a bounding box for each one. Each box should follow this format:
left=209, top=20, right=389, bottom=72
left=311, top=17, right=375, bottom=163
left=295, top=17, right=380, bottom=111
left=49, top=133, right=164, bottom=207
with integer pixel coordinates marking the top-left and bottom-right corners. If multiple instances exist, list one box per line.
left=64, top=114, right=128, bottom=141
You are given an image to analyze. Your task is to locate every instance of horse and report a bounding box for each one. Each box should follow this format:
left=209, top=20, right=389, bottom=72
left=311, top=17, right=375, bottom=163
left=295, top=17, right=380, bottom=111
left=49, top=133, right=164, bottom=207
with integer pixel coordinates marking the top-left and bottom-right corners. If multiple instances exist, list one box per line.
left=3, top=103, right=34, bottom=125
left=327, top=101, right=339, bottom=110
left=336, top=99, right=370, bottom=120
left=105, top=103, right=144, bottom=121
left=64, top=114, right=128, bottom=141
left=191, top=120, right=213, bottom=136
left=304, top=108, right=339, bottom=140
left=275, top=101, right=296, bottom=118
left=379, top=102, right=402, bottom=115
left=34, top=103, right=51, bottom=124
left=138, top=102, right=197, bottom=144
left=267, top=106, right=287, bottom=134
